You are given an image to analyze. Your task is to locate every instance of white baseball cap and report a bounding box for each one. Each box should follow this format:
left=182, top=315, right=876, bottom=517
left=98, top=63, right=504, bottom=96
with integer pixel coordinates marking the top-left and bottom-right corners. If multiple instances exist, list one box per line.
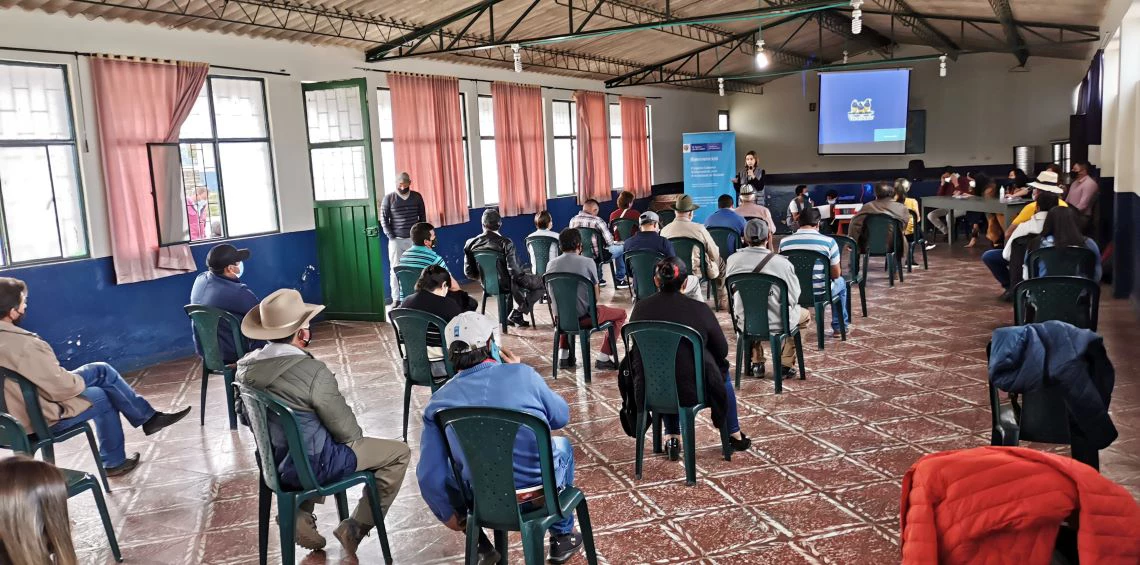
left=443, top=312, right=501, bottom=352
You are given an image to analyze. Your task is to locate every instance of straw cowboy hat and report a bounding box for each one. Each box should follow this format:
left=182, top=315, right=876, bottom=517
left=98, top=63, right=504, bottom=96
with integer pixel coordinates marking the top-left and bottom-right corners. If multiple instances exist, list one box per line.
left=241, top=289, right=325, bottom=340
left=1028, top=170, right=1064, bottom=194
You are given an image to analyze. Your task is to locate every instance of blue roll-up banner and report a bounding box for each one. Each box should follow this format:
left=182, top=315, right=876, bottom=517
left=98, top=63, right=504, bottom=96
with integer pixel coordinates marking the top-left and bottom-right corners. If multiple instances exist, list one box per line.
left=682, top=132, right=736, bottom=223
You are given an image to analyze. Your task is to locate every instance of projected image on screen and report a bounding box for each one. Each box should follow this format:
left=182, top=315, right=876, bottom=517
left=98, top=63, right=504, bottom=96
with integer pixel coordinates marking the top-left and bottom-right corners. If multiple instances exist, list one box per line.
left=818, top=68, right=911, bottom=155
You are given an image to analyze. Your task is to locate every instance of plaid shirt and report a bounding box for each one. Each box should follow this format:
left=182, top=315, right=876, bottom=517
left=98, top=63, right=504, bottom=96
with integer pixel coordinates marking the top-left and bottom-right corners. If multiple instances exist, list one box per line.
left=569, top=212, right=614, bottom=255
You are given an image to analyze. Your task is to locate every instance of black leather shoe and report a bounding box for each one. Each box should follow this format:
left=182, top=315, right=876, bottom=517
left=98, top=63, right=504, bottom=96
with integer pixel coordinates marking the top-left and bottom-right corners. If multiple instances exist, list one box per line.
left=594, top=359, right=617, bottom=371
left=665, top=438, right=680, bottom=461
left=508, top=310, right=531, bottom=328
left=142, top=406, right=191, bottom=436
left=548, top=532, right=583, bottom=564
left=106, top=453, right=141, bottom=476
left=781, top=367, right=798, bottom=380
left=729, top=433, right=752, bottom=452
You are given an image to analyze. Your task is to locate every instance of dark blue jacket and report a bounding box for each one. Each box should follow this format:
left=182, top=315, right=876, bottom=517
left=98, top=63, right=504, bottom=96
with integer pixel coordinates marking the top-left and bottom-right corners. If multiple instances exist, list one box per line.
left=622, top=231, right=676, bottom=259
left=189, top=272, right=262, bottom=363
left=989, top=320, right=1117, bottom=450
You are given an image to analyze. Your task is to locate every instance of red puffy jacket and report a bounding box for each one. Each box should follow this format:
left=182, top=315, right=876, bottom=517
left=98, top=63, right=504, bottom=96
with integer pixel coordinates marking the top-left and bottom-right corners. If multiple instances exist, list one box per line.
left=901, top=446, right=1140, bottom=564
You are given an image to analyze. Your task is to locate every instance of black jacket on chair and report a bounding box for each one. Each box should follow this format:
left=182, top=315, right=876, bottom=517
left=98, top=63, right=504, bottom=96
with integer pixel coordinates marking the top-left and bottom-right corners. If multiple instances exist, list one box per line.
left=463, top=231, right=523, bottom=284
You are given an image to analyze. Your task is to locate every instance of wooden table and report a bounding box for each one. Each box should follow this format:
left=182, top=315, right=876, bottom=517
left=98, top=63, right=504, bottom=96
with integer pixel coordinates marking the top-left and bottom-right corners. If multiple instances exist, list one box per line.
left=921, top=195, right=1031, bottom=244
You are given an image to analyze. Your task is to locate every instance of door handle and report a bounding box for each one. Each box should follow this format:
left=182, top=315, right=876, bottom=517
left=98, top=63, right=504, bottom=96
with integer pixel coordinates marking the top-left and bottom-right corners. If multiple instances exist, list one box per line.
left=364, top=226, right=380, bottom=237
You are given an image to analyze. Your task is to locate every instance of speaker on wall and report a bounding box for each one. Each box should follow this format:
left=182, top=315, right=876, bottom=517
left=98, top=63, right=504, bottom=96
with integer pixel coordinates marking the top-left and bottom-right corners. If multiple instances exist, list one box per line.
left=905, top=110, right=926, bottom=154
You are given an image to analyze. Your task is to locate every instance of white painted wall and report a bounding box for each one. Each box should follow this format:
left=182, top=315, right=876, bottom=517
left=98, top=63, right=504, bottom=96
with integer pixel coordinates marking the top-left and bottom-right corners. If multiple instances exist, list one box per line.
left=725, top=49, right=1087, bottom=174
left=0, top=9, right=724, bottom=259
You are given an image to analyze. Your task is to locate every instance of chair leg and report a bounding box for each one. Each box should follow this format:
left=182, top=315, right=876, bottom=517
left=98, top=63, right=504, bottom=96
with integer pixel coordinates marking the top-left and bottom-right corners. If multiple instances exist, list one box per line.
left=845, top=282, right=854, bottom=321
left=277, top=494, right=297, bottom=565
left=89, top=482, right=123, bottom=562
left=652, top=414, right=663, bottom=454
left=897, top=251, right=905, bottom=282
left=551, top=330, right=561, bottom=380
left=921, top=244, right=929, bottom=270
left=494, top=530, right=508, bottom=565
left=770, top=336, right=784, bottom=394
left=859, top=280, right=868, bottom=317
left=734, top=334, right=744, bottom=390
left=718, top=419, right=732, bottom=462
left=836, top=300, right=847, bottom=341
left=258, top=477, right=271, bottom=565
left=634, top=409, right=647, bottom=480
left=334, top=491, right=350, bottom=521
left=579, top=331, right=592, bottom=383
left=481, top=294, right=488, bottom=314
left=680, top=409, right=698, bottom=486
left=794, top=332, right=806, bottom=380
left=223, top=368, right=237, bottom=431
left=463, top=518, right=480, bottom=565
left=607, top=327, right=619, bottom=369
left=200, top=365, right=209, bottom=426
left=575, top=498, right=600, bottom=565
left=815, top=304, right=826, bottom=350
left=364, top=477, right=394, bottom=564
left=521, top=522, right=547, bottom=565
left=498, top=295, right=509, bottom=335
left=82, top=424, right=112, bottom=493
left=711, top=280, right=721, bottom=311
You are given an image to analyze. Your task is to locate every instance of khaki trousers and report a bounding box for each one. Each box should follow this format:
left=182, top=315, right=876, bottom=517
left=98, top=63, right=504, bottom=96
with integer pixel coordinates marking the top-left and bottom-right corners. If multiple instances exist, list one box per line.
left=752, top=309, right=811, bottom=367
left=298, top=437, right=411, bottom=528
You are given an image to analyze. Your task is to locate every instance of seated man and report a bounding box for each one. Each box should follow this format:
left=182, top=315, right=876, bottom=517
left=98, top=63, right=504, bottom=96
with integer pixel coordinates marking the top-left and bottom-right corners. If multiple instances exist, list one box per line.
left=779, top=208, right=850, bottom=337
left=608, top=190, right=640, bottom=242
left=847, top=182, right=911, bottom=249
left=733, top=185, right=776, bottom=244
left=417, top=312, right=583, bottom=564
left=190, top=243, right=263, bottom=363
left=398, top=265, right=463, bottom=379
left=527, top=210, right=561, bottom=268
left=0, top=277, right=190, bottom=477
left=926, top=167, right=969, bottom=236
left=547, top=229, right=627, bottom=371
left=705, top=194, right=747, bottom=255
left=569, top=199, right=628, bottom=289
left=662, top=195, right=724, bottom=304
left=983, top=190, right=1060, bottom=301
left=237, top=289, right=410, bottom=554
left=1004, top=171, right=1070, bottom=241
left=725, top=221, right=810, bottom=379
left=786, top=185, right=813, bottom=231
left=623, top=212, right=701, bottom=301
left=399, top=222, right=477, bottom=312
left=821, top=189, right=841, bottom=235
left=463, top=209, right=545, bottom=327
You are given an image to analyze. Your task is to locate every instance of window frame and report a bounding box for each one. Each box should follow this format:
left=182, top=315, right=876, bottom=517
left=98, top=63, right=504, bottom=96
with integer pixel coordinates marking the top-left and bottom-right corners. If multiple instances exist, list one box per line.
left=551, top=99, right=578, bottom=197
left=478, top=94, right=498, bottom=206
left=152, top=75, right=280, bottom=247
left=607, top=101, right=654, bottom=190
left=1052, top=140, right=1071, bottom=174
left=718, top=110, right=730, bottom=131
left=0, top=59, right=90, bottom=268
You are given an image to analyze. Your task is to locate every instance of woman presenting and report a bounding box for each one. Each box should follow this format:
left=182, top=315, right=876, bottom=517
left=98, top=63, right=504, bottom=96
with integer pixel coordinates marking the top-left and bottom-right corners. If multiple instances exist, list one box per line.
left=732, top=150, right=763, bottom=204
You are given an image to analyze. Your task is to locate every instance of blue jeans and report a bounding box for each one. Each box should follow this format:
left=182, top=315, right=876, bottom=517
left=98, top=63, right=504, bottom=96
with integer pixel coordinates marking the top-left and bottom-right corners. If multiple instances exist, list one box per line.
left=982, top=249, right=1010, bottom=288
left=827, top=278, right=849, bottom=332
left=600, top=244, right=626, bottom=282
left=50, top=362, right=156, bottom=468
left=664, top=369, right=740, bottom=436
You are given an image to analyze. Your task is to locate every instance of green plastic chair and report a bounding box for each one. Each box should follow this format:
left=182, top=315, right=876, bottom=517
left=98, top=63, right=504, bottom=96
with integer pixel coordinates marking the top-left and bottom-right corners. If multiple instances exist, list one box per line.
left=473, top=250, right=526, bottom=334
left=831, top=235, right=867, bottom=318
left=906, top=209, right=929, bottom=272
left=624, top=249, right=665, bottom=302
left=576, top=226, right=617, bottom=283
left=622, top=321, right=732, bottom=486
left=861, top=214, right=905, bottom=286
left=707, top=227, right=741, bottom=262
left=657, top=209, right=676, bottom=228
left=237, top=383, right=393, bottom=565
left=543, top=271, right=618, bottom=384
left=525, top=235, right=560, bottom=276
left=0, top=367, right=111, bottom=493
left=1013, top=276, right=1100, bottom=331
left=0, top=413, right=123, bottom=562
left=1026, top=246, right=1099, bottom=280
left=185, top=304, right=246, bottom=430
left=612, top=218, right=638, bottom=242
left=725, top=273, right=806, bottom=393
left=388, top=308, right=455, bottom=442
left=434, top=407, right=598, bottom=565
left=781, top=249, right=846, bottom=349
left=669, top=236, right=720, bottom=310
left=392, top=265, right=423, bottom=302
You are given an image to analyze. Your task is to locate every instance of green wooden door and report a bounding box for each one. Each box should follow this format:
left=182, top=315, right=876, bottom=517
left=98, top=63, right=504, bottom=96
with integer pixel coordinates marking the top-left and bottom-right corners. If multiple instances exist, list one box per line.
left=302, top=79, right=386, bottom=321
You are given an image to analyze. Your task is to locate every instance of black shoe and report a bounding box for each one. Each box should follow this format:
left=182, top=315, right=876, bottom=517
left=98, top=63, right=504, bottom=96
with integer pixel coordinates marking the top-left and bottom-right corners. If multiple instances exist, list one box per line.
left=559, top=358, right=576, bottom=369
left=598, top=279, right=608, bottom=287
left=508, top=310, right=531, bottom=328
left=593, top=359, right=617, bottom=371
left=665, top=438, right=680, bottom=461
left=750, top=363, right=766, bottom=379
left=142, top=406, right=191, bottom=436
left=106, top=453, right=141, bottom=477
left=548, top=532, right=584, bottom=564
left=614, top=279, right=630, bottom=290
left=729, top=433, right=752, bottom=452
left=781, top=367, right=797, bottom=380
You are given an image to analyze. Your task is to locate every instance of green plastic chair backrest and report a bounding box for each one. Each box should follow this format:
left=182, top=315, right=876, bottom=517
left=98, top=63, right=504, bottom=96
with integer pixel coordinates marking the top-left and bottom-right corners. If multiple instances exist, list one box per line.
left=622, top=321, right=705, bottom=414
left=707, top=227, right=741, bottom=260
left=388, top=308, right=454, bottom=388
left=830, top=235, right=862, bottom=281
left=0, top=367, right=55, bottom=441
left=576, top=227, right=605, bottom=261
left=1027, top=246, right=1098, bottom=280
left=657, top=209, right=676, bottom=228
left=864, top=214, right=903, bottom=256
left=612, top=218, right=638, bottom=241
left=625, top=250, right=665, bottom=301
left=473, top=251, right=508, bottom=296
left=434, top=407, right=563, bottom=532
left=236, top=383, right=324, bottom=493
left=185, top=304, right=245, bottom=373
left=780, top=249, right=831, bottom=308
left=393, top=266, right=423, bottom=300
left=725, top=273, right=791, bottom=337
left=543, top=271, right=598, bottom=333
left=526, top=235, right=559, bottom=276
left=1013, top=276, right=1100, bottom=331
left=0, top=412, right=32, bottom=454
left=668, top=237, right=709, bottom=279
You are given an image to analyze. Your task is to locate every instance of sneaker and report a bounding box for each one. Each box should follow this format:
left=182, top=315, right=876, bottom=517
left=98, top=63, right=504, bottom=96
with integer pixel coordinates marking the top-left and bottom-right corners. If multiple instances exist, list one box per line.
left=594, top=359, right=617, bottom=371
left=598, top=279, right=608, bottom=287
left=508, top=310, right=531, bottom=328
left=614, top=279, right=630, bottom=290
left=750, top=363, right=766, bottom=379
left=105, top=453, right=141, bottom=477
left=781, top=367, right=798, bottom=380
left=332, top=518, right=370, bottom=556
left=925, top=242, right=937, bottom=250
left=285, top=511, right=326, bottom=551
left=665, top=438, right=680, bottom=461
left=142, top=406, right=191, bottom=436
left=548, top=531, right=584, bottom=564
left=559, top=357, right=576, bottom=369
left=729, top=432, right=752, bottom=452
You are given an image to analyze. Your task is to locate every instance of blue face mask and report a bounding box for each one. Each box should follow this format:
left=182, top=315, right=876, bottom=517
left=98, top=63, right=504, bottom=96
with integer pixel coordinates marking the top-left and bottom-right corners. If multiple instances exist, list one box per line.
left=489, top=340, right=503, bottom=363
left=235, top=261, right=245, bottom=278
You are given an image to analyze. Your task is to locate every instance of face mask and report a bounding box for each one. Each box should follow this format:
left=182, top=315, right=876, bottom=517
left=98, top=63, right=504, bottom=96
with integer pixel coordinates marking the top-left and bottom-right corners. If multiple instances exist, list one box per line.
left=1071, top=170, right=1080, bottom=178
left=235, top=261, right=245, bottom=278
left=11, top=309, right=25, bottom=326
left=398, top=185, right=410, bottom=194
left=827, top=198, right=837, bottom=205
left=969, top=180, right=976, bottom=189
left=489, top=340, right=503, bottom=363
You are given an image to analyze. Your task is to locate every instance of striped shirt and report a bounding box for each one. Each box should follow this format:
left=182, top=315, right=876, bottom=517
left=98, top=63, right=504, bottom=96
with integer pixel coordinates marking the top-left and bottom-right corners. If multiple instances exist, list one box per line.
left=778, top=229, right=839, bottom=293
left=397, top=245, right=447, bottom=300
left=381, top=191, right=426, bottom=239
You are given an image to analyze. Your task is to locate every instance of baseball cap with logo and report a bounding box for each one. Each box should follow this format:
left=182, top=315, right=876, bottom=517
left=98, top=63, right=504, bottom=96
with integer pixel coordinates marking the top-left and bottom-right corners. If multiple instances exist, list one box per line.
left=639, top=211, right=660, bottom=225
left=444, top=312, right=501, bottom=352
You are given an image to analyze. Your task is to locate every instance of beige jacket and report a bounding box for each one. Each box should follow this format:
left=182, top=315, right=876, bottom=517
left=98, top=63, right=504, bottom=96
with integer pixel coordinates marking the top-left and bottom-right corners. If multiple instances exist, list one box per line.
left=661, top=217, right=723, bottom=279
left=0, top=321, right=89, bottom=430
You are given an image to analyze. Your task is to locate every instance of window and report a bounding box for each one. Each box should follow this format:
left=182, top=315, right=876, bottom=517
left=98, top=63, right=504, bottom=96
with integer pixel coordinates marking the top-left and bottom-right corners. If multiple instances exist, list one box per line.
left=551, top=100, right=577, bottom=196
left=1052, top=140, right=1071, bottom=174
left=478, top=95, right=498, bottom=205
left=152, top=76, right=278, bottom=245
left=0, top=61, right=87, bottom=266
left=718, top=110, right=730, bottom=131
left=609, top=102, right=654, bottom=189
left=376, top=88, right=471, bottom=201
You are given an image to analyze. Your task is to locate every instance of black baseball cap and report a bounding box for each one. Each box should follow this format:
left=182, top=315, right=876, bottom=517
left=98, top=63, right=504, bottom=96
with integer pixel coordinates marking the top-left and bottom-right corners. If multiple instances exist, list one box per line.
left=206, top=244, right=250, bottom=271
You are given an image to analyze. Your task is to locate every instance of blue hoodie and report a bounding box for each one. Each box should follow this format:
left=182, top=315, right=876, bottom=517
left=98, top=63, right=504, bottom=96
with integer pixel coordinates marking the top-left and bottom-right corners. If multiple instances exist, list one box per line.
left=416, top=360, right=570, bottom=523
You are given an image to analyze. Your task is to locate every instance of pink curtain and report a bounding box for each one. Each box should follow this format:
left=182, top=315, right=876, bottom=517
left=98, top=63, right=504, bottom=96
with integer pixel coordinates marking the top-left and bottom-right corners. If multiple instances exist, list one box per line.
left=620, top=96, right=652, bottom=198
left=574, top=91, right=611, bottom=204
left=388, top=73, right=467, bottom=227
left=89, top=58, right=208, bottom=284
left=492, top=82, right=547, bottom=217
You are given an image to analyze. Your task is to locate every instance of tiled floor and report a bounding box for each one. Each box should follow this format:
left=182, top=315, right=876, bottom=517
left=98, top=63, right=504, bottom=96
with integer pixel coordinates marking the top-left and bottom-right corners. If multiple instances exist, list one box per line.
left=41, top=245, right=1140, bottom=564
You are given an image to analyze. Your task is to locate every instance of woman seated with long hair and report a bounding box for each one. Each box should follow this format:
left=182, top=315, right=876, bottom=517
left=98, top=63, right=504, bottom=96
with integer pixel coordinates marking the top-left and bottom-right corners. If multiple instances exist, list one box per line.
left=0, top=455, right=77, bottom=565
left=1024, top=206, right=1102, bottom=282
left=628, top=257, right=751, bottom=460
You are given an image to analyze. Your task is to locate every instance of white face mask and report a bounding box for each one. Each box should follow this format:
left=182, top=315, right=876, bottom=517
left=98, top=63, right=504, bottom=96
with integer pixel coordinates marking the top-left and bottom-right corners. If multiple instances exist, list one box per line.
left=235, top=261, right=245, bottom=278
left=827, top=198, right=837, bottom=205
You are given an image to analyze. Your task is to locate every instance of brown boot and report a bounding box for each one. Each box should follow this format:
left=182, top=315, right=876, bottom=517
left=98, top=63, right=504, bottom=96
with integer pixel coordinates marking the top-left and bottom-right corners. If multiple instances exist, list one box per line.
left=333, top=518, right=371, bottom=555
left=284, top=511, right=326, bottom=551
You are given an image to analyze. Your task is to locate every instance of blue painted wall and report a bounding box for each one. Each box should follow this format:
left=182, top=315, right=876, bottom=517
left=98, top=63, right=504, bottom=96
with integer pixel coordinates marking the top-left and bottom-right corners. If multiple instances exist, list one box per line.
left=3, top=230, right=321, bottom=373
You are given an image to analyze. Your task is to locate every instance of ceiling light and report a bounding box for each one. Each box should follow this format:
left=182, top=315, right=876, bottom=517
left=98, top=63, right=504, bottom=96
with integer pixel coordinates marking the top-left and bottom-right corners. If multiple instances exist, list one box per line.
left=512, top=44, right=522, bottom=73
left=755, top=40, right=769, bottom=68
left=851, top=0, right=863, bottom=34
left=718, top=77, right=725, bottom=97
left=939, top=54, right=947, bottom=77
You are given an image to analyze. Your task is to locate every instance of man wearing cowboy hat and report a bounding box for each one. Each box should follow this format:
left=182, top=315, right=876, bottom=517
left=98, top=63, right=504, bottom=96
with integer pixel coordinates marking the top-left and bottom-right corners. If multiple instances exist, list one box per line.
left=661, top=194, right=725, bottom=299
left=982, top=182, right=1062, bottom=300
left=1003, top=170, right=1070, bottom=241
left=236, top=289, right=410, bottom=555
left=417, top=311, right=584, bottom=564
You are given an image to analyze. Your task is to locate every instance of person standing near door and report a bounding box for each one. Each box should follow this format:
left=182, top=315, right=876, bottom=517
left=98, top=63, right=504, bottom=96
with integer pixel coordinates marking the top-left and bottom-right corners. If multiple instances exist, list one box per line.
left=381, top=172, right=426, bottom=305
